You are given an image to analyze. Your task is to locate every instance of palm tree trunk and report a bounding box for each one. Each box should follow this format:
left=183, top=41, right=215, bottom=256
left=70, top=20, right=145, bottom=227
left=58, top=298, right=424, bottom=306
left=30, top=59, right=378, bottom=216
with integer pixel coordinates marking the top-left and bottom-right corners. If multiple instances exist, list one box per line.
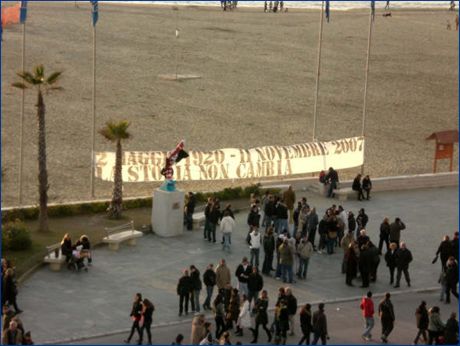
left=37, top=90, right=49, bottom=231
left=109, top=139, right=123, bottom=219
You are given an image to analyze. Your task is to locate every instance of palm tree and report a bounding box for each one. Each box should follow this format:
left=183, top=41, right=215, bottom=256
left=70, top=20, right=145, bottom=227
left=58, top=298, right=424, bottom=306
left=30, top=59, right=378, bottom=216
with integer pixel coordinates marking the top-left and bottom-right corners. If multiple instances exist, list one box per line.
left=99, top=120, right=131, bottom=219
left=12, top=65, right=62, bottom=232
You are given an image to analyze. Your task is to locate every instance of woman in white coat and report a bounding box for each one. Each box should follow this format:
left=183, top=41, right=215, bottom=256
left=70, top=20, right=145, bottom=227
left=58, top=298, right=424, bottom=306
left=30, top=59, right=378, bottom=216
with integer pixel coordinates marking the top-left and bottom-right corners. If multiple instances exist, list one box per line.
left=236, top=294, right=251, bottom=337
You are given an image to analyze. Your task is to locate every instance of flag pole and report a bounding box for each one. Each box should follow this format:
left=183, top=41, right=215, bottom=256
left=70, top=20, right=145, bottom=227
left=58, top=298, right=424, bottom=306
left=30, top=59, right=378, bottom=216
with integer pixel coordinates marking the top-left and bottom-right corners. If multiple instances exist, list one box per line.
left=90, top=17, right=96, bottom=198
left=360, top=4, right=374, bottom=175
left=312, top=1, right=324, bottom=142
left=174, top=7, right=179, bottom=80
left=18, top=21, right=26, bottom=205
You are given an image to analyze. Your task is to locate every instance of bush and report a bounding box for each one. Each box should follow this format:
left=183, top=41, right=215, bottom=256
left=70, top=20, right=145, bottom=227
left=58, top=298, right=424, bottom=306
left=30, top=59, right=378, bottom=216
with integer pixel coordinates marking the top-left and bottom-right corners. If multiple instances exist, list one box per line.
left=2, top=220, right=32, bottom=251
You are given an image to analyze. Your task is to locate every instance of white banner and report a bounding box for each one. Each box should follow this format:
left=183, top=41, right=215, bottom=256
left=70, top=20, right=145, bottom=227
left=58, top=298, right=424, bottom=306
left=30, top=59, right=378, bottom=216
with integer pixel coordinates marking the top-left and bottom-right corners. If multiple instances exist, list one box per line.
left=95, top=136, right=364, bottom=182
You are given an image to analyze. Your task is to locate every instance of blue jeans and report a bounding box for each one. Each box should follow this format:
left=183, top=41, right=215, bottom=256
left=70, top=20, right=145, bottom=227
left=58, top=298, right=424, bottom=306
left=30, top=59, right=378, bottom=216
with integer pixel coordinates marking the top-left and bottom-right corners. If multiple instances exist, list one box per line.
left=327, top=181, right=337, bottom=197
left=278, top=219, right=289, bottom=234
left=297, top=257, right=310, bottom=279
left=250, top=248, right=260, bottom=267
left=362, top=317, right=374, bottom=337
left=326, top=239, right=335, bottom=254
left=281, top=264, right=293, bottom=283
left=204, top=285, right=214, bottom=309
left=223, top=233, right=231, bottom=251
left=192, top=289, right=201, bottom=312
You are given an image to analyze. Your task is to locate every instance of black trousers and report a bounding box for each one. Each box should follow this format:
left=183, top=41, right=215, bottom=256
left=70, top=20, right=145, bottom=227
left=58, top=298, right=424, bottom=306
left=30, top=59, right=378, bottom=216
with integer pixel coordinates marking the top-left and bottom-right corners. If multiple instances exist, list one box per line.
left=127, top=320, right=141, bottom=342
left=396, top=266, right=410, bottom=286
left=312, top=332, right=327, bottom=345
left=381, top=320, right=394, bottom=338
left=251, top=322, right=271, bottom=342
left=179, top=293, right=189, bottom=314
left=139, top=321, right=152, bottom=344
left=262, top=253, right=274, bottom=274
left=378, top=237, right=389, bottom=253
left=389, top=266, right=395, bottom=284
left=298, top=327, right=311, bottom=344
left=446, top=282, right=459, bottom=303
left=360, top=269, right=370, bottom=287
left=215, top=316, right=226, bottom=339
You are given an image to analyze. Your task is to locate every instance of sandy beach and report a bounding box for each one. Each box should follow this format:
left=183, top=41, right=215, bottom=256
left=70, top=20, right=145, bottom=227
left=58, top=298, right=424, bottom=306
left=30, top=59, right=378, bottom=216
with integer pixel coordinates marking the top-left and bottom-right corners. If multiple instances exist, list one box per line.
left=1, top=2, right=458, bottom=207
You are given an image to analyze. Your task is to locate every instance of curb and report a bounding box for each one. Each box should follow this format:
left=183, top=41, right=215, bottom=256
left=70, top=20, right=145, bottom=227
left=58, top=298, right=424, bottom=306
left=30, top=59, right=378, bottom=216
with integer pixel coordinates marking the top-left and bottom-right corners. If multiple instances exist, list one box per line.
left=42, top=286, right=439, bottom=345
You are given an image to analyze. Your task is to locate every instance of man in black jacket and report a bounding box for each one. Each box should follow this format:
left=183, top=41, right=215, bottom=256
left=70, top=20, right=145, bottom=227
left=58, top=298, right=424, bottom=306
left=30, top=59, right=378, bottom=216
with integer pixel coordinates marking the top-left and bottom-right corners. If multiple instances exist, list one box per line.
left=394, top=242, right=413, bottom=288
left=177, top=270, right=193, bottom=316
left=184, top=192, right=196, bottom=231
left=264, top=195, right=276, bottom=231
left=285, top=287, right=298, bottom=336
left=248, top=266, right=264, bottom=305
left=202, top=263, right=216, bottom=310
left=325, top=167, right=339, bottom=198
left=389, top=218, right=406, bottom=245
left=445, top=256, right=459, bottom=303
left=312, top=303, right=328, bottom=345
left=190, top=265, right=202, bottom=313
left=235, top=257, right=252, bottom=298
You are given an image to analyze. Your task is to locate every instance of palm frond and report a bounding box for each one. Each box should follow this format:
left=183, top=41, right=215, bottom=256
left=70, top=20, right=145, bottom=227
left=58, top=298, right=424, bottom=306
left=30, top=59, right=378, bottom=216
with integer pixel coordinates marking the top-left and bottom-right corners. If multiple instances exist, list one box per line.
left=12, top=82, right=28, bottom=89
left=46, top=71, right=62, bottom=85
left=17, top=71, right=39, bottom=85
left=34, top=65, right=45, bottom=81
left=99, top=120, right=132, bottom=142
left=47, top=86, right=64, bottom=92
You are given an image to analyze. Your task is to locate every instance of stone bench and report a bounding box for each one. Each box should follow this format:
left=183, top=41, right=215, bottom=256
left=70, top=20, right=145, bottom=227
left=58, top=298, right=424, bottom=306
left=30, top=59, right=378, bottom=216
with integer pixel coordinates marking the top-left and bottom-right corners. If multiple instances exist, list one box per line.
left=102, top=221, right=143, bottom=251
left=193, top=211, right=206, bottom=229
left=43, top=243, right=66, bottom=271
left=333, top=187, right=358, bottom=201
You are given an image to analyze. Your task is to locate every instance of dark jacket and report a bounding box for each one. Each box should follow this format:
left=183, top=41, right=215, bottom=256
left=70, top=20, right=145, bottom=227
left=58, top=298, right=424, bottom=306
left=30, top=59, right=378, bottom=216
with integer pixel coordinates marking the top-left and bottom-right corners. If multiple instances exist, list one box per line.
left=247, top=210, right=261, bottom=228
left=203, top=269, right=216, bottom=287
left=276, top=204, right=288, bottom=220
left=312, top=309, right=328, bottom=335
left=300, top=309, right=313, bottom=333
left=186, top=195, right=196, bottom=214
left=395, top=248, right=413, bottom=269
left=286, top=294, right=298, bottom=315
left=130, top=301, right=143, bottom=321
left=253, top=298, right=269, bottom=325
left=61, top=239, right=73, bottom=257
left=415, top=305, right=429, bottom=330
left=177, top=275, right=193, bottom=295
left=359, top=247, right=372, bottom=272
left=380, top=222, right=390, bottom=239
left=235, top=264, right=252, bottom=284
left=385, top=249, right=397, bottom=268
left=247, top=272, right=264, bottom=292
left=264, top=201, right=276, bottom=217
left=208, top=207, right=221, bottom=225
left=437, top=241, right=453, bottom=261
left=452, top=238, right=459, bottom=261
left=378, top=299, right=395, bottom=323
left=362, top=177, right=372, bottom=190
left=352, top=177, right=361, bottom=191
left=356, top=213, right=368, bottom=230
left=325, top=169, right=339, bottom=183
left=445, top=262, right=459, bottom=285
left=143, top=305, right=154, bottom=324
left=190, top=269, right=202, bottom=291
left=3, top=276, right=17, bottom=302
left=444, top=316, right=459, bottom=345
left=263, top=234, right=275, bottom=255
left=348, top=215, right=356, bottom=233
left=389, top=221, right=406, bottom=243
left=307, top=213, right=319, bottom=231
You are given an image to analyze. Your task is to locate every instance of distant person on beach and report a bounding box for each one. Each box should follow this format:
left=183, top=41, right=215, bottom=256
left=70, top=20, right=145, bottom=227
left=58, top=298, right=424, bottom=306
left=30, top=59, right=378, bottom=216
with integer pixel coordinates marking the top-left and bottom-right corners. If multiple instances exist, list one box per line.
left=273, top=1, right=279, bottom=13
left=269, top=1, right=273, bottom=12
left=280, top=1, right=284, bottom=12
left=456, top=15, right=459, bottom=31
left=449, top=0, right=455, bottom=11
left=385, top=1, right=390, bottom=10
left=264, top=1, right=268, bottom=12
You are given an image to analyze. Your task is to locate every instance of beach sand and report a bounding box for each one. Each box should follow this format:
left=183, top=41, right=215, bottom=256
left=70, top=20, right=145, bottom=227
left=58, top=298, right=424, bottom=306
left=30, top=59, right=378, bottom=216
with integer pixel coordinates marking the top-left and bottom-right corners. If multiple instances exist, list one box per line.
left=1, top=2, right=458, bottom=207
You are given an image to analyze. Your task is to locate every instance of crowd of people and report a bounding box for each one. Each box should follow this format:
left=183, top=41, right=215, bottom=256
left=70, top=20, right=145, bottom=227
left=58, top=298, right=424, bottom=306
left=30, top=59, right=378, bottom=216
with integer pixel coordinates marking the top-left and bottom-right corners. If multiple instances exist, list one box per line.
left=264, top=1, right=286, bottom=13
left=1, top=259, right=34, bottom=345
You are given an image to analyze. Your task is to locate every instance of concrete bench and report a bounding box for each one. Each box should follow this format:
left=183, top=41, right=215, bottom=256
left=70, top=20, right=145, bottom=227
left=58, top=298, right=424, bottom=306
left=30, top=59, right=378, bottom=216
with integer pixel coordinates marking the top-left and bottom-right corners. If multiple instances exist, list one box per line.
left=102, top=221, right=143, bottom=251
left=43, top=243, right=66, bottom=271
left=333, top=187, right=358, bottom=201
left=193, top=212, right=206, bottom=228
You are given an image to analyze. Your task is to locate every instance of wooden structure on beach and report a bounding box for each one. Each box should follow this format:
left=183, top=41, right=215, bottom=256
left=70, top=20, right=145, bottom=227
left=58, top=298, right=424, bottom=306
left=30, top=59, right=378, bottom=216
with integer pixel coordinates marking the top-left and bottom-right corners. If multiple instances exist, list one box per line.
left=426, top=130, right=458, bottom=173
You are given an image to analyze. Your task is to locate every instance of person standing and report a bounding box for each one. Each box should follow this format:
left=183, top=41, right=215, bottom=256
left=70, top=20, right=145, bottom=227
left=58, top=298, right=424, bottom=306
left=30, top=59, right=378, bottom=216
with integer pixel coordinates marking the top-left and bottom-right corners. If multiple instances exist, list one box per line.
left=220, top=211, right=235, bottom=252
left=226, top=288, right=240, bottom=331
left=204, top=198, right=213, bottom=240
left=216, top=259, right=231, bottom=292
left=190, top=314, right=207, bottom=345
left=297, top=237, right=313, bottom=279
left=262, top=227, right=275, bottom=275
left=348, top=211, right=356, bottom=238
left=359, top=244, right=372, bottom=288
left=451, top=232, right=459, bottom=262
left=356, top=209, right=369, bottom=237
left=185, top=192, right=196, bottom=231
left=177, top=270, right=193, bottom=317
left=362, top=175, right=372, bottom=200
left=248, top=227, right=262, bottom=267
left=250, top=290, right=271, bottom=344
left=276, top=200, right=289, bottom=235
left=444, top=312, right=458, bottom=345
left=283, top=185, right=296, bottom=225
left=139, top=298, right=155, bottom=345
left=435, top=235, right=453, bottom=271
left=345, top=242, right=359, bottom=286
left=264, top=195, right=276, bottom=231
left=385, top=1, right=390, bottom=10
left=307, top=208, right=319, bottom=249
left=360, top=291, right=375, bottom=341
left=247, top=266, right=264, bottom=305
left=312, top=303, right=328, bottom=345
left=247, top=205, right=261, bottom=232
left=427, top=306, right=444, bottom=345
left=413, top=300, right=429, bottom=345
left=235, top=257, right=252, bottom=298
left=394, top=242, right=412, bottom=288
left=341, top=231, right=354, bottom=274
left=352, top=174, right=365, bottom=200
left=325, top=167, right=339, bottom=198
left=378, top=218, right=391, bottom=254
left=208, top=202, right=221, bottom=243
left=285, top=287, right=298, bottom=336
left=203, top=264, right=216, bottom=311
left=279, top=238, right=294, bottom=284
left=298, top=304, right=312, bottom=345
left=445, top=256, right=459, bottom=303
left=378, top=293, right=395, bottom=343
left=3, top=269, right=21, bottom=314
left=236, top=295, right=251, bottom=337
left=2, top=320, right=23, bottom=345
left=384, top=243, right=398, bottom=285
left=213, top=293, right=226, bottom=340
left=124, top=293, right=143, bottom=344
left=190, top=265, right=202, bottom=313
left=389, top=218, right=406, bottom=245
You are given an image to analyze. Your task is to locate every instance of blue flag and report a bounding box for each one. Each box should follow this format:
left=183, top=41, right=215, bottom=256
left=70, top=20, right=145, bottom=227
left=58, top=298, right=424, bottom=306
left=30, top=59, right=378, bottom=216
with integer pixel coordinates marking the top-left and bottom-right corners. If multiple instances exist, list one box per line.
left=325, top=0, right=330, bottom=23
left=20, top=0, right=28, bottom=24
left=91, top=0, right=98, bottom=26
left=371, top=0, right=375, bottom=21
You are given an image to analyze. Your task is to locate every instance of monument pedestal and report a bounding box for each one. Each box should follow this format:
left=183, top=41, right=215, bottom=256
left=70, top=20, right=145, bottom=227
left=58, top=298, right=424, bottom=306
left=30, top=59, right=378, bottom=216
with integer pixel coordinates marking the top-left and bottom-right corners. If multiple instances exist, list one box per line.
left=151, top=188, right=184, bottom=237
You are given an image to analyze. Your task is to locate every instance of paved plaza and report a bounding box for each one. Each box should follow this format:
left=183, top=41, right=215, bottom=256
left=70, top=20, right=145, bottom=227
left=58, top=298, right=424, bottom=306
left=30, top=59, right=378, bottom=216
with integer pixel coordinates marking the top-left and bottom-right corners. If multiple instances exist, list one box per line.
left=17, top=186, right=458, bottom=344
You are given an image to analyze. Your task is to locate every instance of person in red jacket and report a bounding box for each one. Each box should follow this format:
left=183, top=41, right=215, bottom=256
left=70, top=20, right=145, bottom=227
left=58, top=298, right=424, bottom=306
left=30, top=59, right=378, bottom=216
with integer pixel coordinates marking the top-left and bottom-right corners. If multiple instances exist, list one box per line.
left=360, top=291, right=375, bottom=341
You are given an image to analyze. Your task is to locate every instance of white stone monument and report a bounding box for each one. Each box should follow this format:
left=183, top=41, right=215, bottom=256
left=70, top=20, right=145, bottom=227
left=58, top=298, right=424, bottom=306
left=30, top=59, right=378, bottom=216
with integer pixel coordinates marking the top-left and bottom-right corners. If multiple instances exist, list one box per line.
left=151, top=188, right=184, bottom=237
